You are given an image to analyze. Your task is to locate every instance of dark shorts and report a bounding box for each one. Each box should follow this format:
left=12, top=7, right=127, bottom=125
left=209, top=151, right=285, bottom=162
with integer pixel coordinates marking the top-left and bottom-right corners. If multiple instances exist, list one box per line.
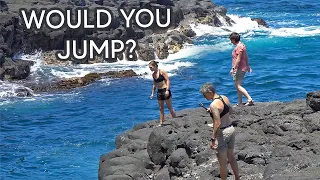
left=157, top=88, right=172, bottom=100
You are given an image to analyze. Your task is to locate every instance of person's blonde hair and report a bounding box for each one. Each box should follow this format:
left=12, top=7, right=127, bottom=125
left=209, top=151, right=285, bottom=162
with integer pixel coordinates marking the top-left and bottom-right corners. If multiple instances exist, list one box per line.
left=200, top=82, right=216, bottom=94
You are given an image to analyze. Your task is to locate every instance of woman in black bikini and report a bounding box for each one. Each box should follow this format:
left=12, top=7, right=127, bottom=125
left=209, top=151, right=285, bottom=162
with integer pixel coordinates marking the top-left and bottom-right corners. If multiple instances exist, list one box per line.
left=149, top=60, right=177, bottom=126
left=200, top=82, right=240, bottom=180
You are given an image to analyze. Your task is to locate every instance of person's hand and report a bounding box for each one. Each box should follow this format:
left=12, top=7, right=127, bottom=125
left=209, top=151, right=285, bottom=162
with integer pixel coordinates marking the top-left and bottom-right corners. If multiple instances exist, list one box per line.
left=230, top=68, right=236, bottom=76
left=229, top=69, right=233, bottom=76
left=210, top=140, right=216, bottom=150
left=165, top=90, right=169, bottom=97
left=206, top=108, right=211, bottom=113
left=150, top=94, right=154, bottom=99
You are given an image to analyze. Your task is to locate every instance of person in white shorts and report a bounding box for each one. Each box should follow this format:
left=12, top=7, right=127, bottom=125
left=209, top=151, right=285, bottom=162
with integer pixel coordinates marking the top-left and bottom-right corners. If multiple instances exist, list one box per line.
left=200, top=82, right=240, bottom=180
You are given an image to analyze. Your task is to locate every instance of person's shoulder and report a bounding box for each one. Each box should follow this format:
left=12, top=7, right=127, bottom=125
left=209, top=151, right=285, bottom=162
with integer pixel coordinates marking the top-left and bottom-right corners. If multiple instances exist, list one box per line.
left=159, top=69, right=167, bottom=74
left=220, top=94, right=227, bottom=99
left=239, top=41, right=246, bottom=48
left=221, top=95, right=231, bottom=103
left=210, top=101, right=218, bottom=109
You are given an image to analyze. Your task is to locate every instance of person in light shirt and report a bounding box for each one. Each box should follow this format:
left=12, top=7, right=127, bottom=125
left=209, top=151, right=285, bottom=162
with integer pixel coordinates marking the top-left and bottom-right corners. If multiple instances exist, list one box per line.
left=229, top=32, right=254, bottom=106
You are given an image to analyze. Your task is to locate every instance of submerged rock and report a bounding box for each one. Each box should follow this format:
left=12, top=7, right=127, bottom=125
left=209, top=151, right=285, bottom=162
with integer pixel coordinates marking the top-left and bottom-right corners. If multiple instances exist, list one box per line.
left=28, top=70, right=138, bottom=93
left=14, top=86, right=34, bottom=97
left=252, top=18, right=269, bottom=28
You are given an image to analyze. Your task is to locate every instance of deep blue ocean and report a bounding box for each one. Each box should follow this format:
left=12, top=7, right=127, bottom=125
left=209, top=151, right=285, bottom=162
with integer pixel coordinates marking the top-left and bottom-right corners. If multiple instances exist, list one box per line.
left=1, top=0, right=319, bottom=179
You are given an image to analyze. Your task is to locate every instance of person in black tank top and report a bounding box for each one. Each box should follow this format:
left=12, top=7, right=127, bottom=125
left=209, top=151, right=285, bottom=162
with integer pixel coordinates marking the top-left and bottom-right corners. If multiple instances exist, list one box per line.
left=200, top=82, right=240, bottom=180
left=153, top=73, right=165, bottom=83
left=214, top=95, right=230, bottom=118
left=149, top=60, right=177, bottom=126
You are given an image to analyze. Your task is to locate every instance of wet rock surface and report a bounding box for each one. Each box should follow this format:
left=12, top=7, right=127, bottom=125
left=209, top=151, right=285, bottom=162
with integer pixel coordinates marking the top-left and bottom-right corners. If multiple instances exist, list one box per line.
left=26, top=69, right=137, bottom=93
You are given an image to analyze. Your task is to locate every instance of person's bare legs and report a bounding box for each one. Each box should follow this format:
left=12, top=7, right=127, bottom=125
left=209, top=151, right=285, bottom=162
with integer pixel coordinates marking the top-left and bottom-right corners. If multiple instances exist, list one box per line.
left=235, top=79, right=252, bottom=105
left=227, top=148, right=240, bottom=180
left=157, top=100, right=165, bottom=125
left=216, top=152, right=228, bottom=180
left=165, top=97, right=177, bottom=118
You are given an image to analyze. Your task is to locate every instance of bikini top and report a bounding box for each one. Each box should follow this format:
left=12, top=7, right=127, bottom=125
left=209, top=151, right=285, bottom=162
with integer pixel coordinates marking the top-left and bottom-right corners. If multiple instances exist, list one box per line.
left=153, top=71, right=165, bottom=83
left=214, top=95, right=230, bottom=118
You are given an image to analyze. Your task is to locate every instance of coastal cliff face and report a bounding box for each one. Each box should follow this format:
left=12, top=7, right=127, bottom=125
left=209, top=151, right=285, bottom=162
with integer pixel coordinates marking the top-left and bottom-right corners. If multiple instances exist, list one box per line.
left=99, top=92, right=320, bottom=180
left=0, top=0, right=236, bottom=80
left=0, top=0, right=252, bottom=94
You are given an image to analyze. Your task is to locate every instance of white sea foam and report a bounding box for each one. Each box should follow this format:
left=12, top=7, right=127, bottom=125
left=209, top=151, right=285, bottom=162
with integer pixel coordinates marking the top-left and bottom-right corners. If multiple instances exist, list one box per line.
left=190, top=23, right=229, bottom=37
left=6, top=41, right=233, bottom=82
left=275, top=20, right=303, bottom=26
left=190, top=14, right=266, bottom=37
left=270, top=26, right=320, bottom=37
left=6, top=14, right=318, bottom=90
left=228, top=14, right=263, bottom=33
left=0, top=15, right=259, bottom=85
left=50, top=68, right=91, bottom=79
left=13, top=51, right=42, bottom=62
left=0, top=81, right=17, bottom=98
left=41, top=44, right=217, bottom=80
left=139, top=61, right=195, bottom=80
left=0, top=81, right=33, bottom=98
left=98, top=78, right=112, bottom=86
left=191, top=14, right=320, bottom=38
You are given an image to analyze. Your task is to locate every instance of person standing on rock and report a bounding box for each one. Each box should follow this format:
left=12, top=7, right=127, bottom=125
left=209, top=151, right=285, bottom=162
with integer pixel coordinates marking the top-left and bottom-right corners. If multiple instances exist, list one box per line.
left=200, top=82, right=240, bottom=180
left=229, top=32, right=254, bottom=106
left=149, top=60, right=177, bottom=126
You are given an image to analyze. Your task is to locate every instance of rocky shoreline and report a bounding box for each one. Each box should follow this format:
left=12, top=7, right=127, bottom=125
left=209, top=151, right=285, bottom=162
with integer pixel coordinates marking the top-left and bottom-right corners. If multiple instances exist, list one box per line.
left=0, top=0, right=267, bottom=94
left=99, top=91, right=320, bottom=180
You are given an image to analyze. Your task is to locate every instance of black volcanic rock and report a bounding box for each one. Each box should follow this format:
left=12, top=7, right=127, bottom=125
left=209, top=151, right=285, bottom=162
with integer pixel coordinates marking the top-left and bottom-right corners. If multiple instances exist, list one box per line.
left=0, top=0, right=268, bottom=93
left=307, top=91, right=320, bottom=111
left=99, top=95, right=320, bottom=180
left=0, top=0, right=234, bottom=64
left=0, top=0, right=8, bottom=12
left=0, top=58, right=34, bottom=80
left=252, top=18, right=269, bottom=28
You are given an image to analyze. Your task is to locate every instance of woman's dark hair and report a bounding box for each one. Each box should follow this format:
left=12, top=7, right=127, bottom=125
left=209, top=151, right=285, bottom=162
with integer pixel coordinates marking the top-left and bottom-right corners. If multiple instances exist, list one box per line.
left=229, top=32, right=240, bottom=42
left=149, top=60, right=159, bottom=67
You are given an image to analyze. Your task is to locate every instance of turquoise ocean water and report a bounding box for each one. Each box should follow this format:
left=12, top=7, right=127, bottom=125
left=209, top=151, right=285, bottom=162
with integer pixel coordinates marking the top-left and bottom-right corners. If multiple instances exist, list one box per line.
left=1, top=0, right=320, bottom=179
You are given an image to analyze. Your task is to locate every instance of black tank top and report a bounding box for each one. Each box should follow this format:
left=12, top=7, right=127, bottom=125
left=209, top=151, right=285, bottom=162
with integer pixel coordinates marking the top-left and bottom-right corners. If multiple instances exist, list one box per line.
left=153, top=71, right=165, bottom=83
left=214, top=95, right=230, bottom=118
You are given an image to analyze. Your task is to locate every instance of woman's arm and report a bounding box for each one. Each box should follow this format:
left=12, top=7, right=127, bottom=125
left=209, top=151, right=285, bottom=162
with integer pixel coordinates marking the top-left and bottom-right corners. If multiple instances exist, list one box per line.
left=150, top=81, right=156, bottom=99
left=245, top=53, right=252, bottom=72
left=210, top=103, right=221, bottom=139
left=233, top=53, right=242, bottom=70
